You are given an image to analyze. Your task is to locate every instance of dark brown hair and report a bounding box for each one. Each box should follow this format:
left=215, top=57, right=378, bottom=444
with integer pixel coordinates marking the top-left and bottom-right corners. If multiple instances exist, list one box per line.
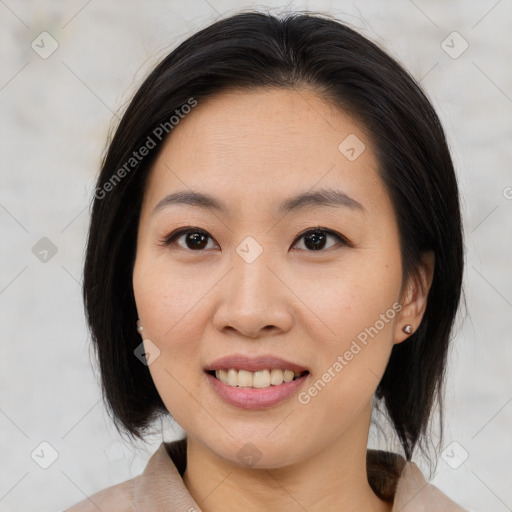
left=83, top=10, right=464, bottom=462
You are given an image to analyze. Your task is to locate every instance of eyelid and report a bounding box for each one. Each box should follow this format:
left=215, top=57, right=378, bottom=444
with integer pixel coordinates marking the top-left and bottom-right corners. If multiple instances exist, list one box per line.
left=160, top=226, right=352, bottom=250
left=161, top=227, right=218, bottom=248
left=291, top=227, right=353, bottom=249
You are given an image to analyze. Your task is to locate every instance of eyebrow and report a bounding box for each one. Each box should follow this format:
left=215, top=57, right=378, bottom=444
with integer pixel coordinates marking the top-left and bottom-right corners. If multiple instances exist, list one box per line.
left=152, top=187, right=366, bottom=216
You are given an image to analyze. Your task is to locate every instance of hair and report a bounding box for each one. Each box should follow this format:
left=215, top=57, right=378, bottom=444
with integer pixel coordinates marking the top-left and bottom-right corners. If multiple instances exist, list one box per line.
left=83, top=10, right=464, bottom=464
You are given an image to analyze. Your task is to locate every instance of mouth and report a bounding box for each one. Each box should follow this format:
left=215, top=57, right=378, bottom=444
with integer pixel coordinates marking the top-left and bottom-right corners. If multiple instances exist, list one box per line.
left=204, top=355, right=311, bottom=409
left=205, top=368, right=310, bottom=389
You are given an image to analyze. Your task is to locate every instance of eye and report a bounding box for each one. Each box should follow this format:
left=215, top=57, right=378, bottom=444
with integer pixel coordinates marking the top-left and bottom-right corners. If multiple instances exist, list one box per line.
left=291, top=228, right=349, bottom=252
left=163, top=227, right=219, bottom=251
left=162, top=226, right=350, bottom=252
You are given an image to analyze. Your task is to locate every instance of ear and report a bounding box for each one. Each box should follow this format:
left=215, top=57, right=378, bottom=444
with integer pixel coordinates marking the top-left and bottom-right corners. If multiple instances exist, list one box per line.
left=394, top=250, right=435, bottom=344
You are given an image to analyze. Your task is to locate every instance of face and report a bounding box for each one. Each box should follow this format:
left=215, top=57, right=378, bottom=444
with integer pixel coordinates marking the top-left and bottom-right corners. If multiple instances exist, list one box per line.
left=132, top=87, right=418, bottom=468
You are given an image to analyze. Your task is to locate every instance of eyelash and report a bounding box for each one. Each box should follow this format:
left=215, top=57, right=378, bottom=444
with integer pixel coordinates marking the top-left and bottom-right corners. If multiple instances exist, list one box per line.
left=160, top=226, right=352, bottom=252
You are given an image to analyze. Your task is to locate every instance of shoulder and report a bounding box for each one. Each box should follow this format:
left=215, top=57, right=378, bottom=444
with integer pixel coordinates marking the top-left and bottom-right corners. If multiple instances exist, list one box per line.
left=393, top=461, right=468, bottom=511
left=63, top=476, right=136, bottom=512
left=61, top=441, right=185, bottom=512
left=367, top=449, right=467, bottom=511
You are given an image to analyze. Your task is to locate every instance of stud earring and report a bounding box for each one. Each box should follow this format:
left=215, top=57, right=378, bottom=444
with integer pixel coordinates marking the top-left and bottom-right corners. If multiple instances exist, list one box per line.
left=402, top=324, right=413, bottom=334
left=136, top=320, right=144, bottom=333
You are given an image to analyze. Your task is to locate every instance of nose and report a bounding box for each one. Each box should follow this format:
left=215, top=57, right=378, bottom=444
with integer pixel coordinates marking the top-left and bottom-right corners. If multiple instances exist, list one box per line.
left=211, top=248, right=293, bottom=339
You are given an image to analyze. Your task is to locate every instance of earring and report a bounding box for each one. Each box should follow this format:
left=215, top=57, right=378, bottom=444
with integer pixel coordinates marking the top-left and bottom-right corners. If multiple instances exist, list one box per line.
left=402, top=324, right=413, bottom=334
left=136, top=320, right=144, bottom=333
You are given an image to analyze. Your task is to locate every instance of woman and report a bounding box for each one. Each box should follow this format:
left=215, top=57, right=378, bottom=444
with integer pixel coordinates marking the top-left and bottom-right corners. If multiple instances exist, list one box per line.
left=66, top=10, right=467, bottom=511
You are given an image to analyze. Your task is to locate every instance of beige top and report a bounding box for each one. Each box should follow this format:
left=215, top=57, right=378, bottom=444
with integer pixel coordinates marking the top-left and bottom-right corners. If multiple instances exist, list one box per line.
left=64, top=438, right=467, bottom=511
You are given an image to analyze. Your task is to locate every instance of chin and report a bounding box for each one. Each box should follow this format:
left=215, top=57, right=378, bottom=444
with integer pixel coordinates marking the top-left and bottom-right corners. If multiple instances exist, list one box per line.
left=207, top=435, right=307, bottom=470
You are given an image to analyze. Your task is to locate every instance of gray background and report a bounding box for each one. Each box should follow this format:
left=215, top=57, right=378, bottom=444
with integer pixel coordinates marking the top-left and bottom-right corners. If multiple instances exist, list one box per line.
left=1, top=1, right=511, bottom=511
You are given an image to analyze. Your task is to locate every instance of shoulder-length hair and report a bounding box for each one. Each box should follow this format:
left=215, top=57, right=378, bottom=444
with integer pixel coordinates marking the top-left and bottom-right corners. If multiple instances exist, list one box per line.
left=83, top=11, right=464, bottom=462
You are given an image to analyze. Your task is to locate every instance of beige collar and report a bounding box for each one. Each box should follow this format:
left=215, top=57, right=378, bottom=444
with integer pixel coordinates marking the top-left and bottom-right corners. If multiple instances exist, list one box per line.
left=128, top=438, right=466, bottom=511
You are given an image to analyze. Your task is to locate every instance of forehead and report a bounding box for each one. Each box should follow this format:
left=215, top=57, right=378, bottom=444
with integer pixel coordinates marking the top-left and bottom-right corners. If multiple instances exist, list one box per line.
left=142, top=87, right=387, bottom=217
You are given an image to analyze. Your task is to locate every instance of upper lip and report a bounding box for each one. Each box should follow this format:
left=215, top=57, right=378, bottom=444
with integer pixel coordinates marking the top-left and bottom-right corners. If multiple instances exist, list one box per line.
left=204, top=354, right=309, bottom=373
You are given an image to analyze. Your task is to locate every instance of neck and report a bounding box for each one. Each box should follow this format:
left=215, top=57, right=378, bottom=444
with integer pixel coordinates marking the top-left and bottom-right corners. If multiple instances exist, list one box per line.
left=182, top=404, right=392, bottom=512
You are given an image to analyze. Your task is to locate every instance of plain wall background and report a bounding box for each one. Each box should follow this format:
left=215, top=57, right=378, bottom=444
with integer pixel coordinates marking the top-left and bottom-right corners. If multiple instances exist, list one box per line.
left=1, top=1, right=511, bottom=511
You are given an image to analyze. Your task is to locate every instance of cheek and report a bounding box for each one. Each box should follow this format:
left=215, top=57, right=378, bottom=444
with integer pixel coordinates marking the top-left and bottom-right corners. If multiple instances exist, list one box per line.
left=132, top=254, right=212, bottom=415
left=133, top=254, right=210, bottom=423
left=295, top=272, right=402, bottom=439
left=133, top=250, right=213, bottom=343
left=293, top=249, right=402, bottom=421
left=301, top=251, right=402, bottom=346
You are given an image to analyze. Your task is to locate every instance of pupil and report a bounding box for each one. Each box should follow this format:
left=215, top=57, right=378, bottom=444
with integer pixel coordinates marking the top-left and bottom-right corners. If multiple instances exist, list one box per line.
left=184, top=231, right=327, bottom=251
left=305, top=231, right=326, bottom=251
left=187, top=233, right=208, bottom=250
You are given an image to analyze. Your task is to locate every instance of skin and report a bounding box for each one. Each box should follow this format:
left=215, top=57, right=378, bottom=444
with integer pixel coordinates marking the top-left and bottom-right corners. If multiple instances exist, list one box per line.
left=132, top=87, right=434, bottom=512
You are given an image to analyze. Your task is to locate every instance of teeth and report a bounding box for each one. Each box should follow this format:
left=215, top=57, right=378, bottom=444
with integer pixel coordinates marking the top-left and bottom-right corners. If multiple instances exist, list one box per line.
left=214, top=368, right=304, bottom=388
left=238, top=370, right=253, bottom=387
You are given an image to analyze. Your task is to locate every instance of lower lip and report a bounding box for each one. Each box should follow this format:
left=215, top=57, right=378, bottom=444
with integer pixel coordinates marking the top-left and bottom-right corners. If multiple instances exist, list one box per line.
left=205, top=372, right=309, bottom=410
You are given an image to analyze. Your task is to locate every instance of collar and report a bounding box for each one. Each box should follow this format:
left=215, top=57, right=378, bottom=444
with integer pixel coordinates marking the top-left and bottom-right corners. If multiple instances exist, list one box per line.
left=131, top=438, right=466, bottom=511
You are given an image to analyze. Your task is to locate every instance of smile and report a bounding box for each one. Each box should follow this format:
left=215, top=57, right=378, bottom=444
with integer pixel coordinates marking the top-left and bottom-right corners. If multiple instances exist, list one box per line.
left=205, top=370, right=310, bottom=410
left=208, top=368, right=309, bottom=388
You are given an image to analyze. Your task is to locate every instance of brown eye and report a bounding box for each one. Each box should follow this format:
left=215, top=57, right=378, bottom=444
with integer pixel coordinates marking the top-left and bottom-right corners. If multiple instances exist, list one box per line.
left=292, top=228, right=348, bottom=251
left=162, top=227, right=349, bottom=252
left=164, top=228, right=218, bottom=251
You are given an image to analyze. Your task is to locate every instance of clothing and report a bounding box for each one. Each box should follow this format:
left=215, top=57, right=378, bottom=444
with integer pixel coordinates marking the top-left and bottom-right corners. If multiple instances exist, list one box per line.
left=64, top=437, right=467, bottom=511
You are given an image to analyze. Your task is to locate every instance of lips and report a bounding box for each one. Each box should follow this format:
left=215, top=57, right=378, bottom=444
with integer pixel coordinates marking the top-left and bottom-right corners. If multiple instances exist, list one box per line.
left=204, top=354, right=309, bottom=373
left=205, top=361, right=311, bottom=411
